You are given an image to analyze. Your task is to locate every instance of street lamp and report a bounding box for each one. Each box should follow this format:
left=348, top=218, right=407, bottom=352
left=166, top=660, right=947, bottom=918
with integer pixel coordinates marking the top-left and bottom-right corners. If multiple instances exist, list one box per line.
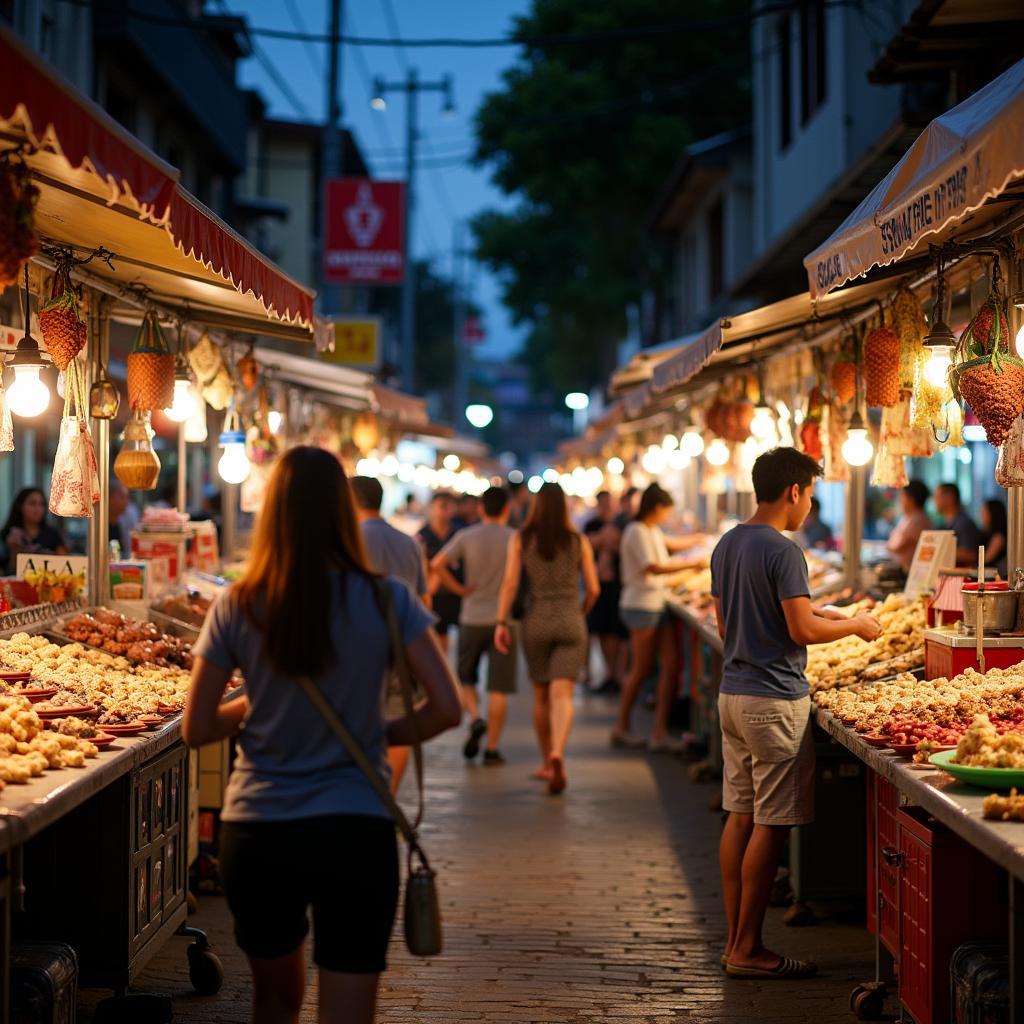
left=465, top=404, right=493, bottom=429
left=564, top=392, right=589, bottom=411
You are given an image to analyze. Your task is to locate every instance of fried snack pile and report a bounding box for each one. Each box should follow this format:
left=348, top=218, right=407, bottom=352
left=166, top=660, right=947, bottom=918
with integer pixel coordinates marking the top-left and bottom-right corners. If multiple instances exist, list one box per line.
left=983, top=788, right=1024, bottom=822
left=63, top=609, right=193, bottom=669
left=0, top=633, right=188, bottom=718
left=806, top=594, right=927, bottom=693
left=0, top=693, right=98, bottom=788
left=953, top=714, right=1024, bottom=769
left=814, top=666, right=1024, bottom=742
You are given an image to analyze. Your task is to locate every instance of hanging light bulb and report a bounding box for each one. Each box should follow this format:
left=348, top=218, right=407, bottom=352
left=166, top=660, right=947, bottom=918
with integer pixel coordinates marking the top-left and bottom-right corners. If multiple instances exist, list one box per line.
left=841, top=411, right=874, bottom=467
left=217, top=401, right=251, bottom=484
left=667, top=449, right=690, bottom=471
left=6, top=266, right=51, bottom=418
left=923, top=255, right=956, bottom=387
left=606, top=456, right=625, bottom=475
left=661, top=433, right=679, bottom=451
left=641, top=444, right=667, bottom=475
left=266, top=409, right=283, bottom=434
left=749, top=367, right=777, bottom=442
left=706, top=438, right=730, bottom=466
left=165, top=377, right=198, bottom=422
left=680, top=429, right=704, bottom=458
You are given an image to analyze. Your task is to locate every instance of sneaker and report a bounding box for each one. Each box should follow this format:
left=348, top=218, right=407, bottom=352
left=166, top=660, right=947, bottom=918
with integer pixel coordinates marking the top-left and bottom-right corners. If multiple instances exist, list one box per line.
left=463, top=718, right=487, bottom=760
left=483, top=750, right=506, bottom=765
left=610, top=729, right=647, bottom=749
left=648, top=735, right=685, bottom=754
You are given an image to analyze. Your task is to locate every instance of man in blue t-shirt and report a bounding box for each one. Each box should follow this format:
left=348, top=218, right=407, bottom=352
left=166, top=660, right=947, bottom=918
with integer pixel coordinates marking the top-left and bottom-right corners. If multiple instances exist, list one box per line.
left=711, top=448, right=880, bottom=981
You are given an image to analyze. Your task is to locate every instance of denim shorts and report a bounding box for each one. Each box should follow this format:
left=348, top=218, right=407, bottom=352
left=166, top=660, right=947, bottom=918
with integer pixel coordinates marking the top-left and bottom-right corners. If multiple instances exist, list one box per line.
left=620, top=606, right=670, bottom=631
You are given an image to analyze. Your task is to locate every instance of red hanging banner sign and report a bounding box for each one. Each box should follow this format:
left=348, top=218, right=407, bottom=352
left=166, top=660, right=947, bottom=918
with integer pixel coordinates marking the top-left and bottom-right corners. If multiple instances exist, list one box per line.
left=323, top=178, right=405, bottom=284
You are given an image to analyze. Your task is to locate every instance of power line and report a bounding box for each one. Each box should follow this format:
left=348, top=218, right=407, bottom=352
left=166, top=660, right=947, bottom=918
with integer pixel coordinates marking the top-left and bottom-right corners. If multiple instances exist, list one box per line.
left=55, top=0, right=862, bottom=48
left=283, top=0, right=324, bottom=76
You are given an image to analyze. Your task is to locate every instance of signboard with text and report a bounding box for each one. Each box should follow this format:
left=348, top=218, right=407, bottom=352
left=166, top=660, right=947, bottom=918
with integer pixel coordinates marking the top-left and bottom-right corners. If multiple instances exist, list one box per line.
left=323, top=179, right=405, bottom=284
left=320, top=319, right=382, bottom=370
left=905, top=530, right=956, bottom=597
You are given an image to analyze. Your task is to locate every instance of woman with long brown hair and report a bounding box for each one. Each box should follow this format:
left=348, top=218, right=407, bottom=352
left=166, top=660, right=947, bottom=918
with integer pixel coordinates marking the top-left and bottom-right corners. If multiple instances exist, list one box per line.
left=183, top=447, right=461, bottom=1024
left=494, top=482, right=599, bottom=794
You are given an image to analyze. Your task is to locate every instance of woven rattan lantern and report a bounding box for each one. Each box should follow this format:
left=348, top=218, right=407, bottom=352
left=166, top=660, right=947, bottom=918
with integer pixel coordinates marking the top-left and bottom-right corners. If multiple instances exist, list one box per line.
left=114, top=410, right=161, bottom=490
left=127, top=310, right=174, bottom=410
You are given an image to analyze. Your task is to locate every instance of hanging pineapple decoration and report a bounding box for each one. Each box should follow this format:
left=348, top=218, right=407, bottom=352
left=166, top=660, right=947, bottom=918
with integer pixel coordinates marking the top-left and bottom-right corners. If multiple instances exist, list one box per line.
left=0, top=150, right=40, bottom=289
left=864, top=316, right=901, bottom=408
left=951, top=259, right=1024, bottom=448
left=127, top=309, right=174, bottom=410
left=829, top=337, right=857, bottom=405
left=39, top=266, right=87, bottom=371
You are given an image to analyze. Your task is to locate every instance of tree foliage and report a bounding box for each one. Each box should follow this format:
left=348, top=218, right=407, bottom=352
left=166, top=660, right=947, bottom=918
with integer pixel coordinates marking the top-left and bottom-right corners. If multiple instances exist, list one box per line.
left=472, top=0, right=750, bottom=394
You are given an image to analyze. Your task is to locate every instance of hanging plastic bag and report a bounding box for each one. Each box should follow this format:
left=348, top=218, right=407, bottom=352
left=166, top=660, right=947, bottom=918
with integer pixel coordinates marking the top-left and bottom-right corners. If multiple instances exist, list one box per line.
left=996, top=414, right=1024, bottom=488
left=884, top=393, right=934, bottom=458
left=871, top=443, right=908, bottom=488
left=49, top=360, right=99, bottom=517
left=0, top=373, right=14, bottom=453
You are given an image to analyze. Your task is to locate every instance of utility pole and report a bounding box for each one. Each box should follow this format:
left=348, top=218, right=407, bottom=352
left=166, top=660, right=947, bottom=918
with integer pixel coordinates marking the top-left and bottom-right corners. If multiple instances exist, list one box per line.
left=452, top=219, right=467, bottom=428
left=320, top=0, right=343, bottom=317
left=372, top=69, right=454, bottom=393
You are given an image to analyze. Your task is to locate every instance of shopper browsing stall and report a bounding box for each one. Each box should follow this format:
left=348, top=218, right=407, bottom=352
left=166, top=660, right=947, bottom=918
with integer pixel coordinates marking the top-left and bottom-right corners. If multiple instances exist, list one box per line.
left=583, top=491, right=628, bottom=692
left=886, top=480, right=932, bottom=574
left=711, top=448, right=881, bottom=981
left=183, top=447, right=461, bottom=1024
left=934, top=483, right=982, bottom=567
left=418, top=492, right=463, bottom=655
left=612, top=483, right=705, bottom=752
left=431, top=486, right=518, bottom=764
left=1, top=487, right=68, bottom=573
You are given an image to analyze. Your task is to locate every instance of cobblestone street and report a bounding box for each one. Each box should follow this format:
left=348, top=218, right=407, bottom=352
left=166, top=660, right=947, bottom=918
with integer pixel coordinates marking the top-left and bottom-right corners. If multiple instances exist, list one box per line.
left=88, top=686, right=873, bottom=1023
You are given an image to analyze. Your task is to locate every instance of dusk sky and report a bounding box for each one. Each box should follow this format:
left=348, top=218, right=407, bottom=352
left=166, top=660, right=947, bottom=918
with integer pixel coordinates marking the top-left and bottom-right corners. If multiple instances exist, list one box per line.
left=229, top=0, right=530, bottom=361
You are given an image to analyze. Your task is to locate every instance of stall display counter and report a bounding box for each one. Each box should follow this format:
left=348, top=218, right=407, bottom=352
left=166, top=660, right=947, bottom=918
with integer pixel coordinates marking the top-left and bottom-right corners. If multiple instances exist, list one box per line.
left=815, top=705, right=1024, bottom=1022
left=924, top=626, right=1024, bottom=679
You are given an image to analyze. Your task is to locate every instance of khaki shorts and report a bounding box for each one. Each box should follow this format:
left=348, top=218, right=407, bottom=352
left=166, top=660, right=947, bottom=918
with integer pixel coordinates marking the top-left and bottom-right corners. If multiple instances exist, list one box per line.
left=718, top=693, right=815, bottom=826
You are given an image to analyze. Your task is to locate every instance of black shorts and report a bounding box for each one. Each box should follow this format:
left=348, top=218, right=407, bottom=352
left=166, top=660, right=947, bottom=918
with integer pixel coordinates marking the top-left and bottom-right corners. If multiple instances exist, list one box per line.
left=432, top=594, right=461, bottom=636
left=219, top=814, right=399, bottom=973
left=587, top=582, right=628, bottom=638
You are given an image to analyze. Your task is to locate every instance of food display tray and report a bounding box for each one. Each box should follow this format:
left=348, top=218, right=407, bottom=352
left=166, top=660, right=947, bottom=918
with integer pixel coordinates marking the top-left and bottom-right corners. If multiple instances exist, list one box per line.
left=929, top=750, right=1024, bottom=790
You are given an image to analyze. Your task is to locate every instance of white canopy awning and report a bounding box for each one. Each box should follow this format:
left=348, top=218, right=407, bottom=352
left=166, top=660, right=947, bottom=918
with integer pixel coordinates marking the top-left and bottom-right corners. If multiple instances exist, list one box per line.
left=804, top=55, right=1024, bottom=299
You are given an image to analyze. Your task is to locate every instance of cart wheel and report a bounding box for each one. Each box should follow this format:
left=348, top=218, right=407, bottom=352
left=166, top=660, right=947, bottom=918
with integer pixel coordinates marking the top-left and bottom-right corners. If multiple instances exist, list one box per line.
left=849, top=982, right=886, bottom=1020
left=187, top=944, right=224, bottom=995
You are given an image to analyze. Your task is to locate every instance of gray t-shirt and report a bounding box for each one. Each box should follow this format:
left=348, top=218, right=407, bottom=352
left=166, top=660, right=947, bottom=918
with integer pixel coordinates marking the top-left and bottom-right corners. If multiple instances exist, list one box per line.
left=711, top=523, right=810, bottom=699
left=360, top=517, right=426, bottom=596
left=438, top=520, right=514, bottom=626
left=194, top=572, right=434, bottom=822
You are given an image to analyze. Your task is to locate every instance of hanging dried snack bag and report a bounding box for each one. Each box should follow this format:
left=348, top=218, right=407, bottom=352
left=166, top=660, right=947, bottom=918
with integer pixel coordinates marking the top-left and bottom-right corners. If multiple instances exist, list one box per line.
left=39, top=268, right=87, bottom=371
left=952, top=286, right=1023, bottom=448
left=864, top=324, right=901, bottom=408
left=127, top=310, right=174, bottom=410
left=49, top=361, right=99, bottom=518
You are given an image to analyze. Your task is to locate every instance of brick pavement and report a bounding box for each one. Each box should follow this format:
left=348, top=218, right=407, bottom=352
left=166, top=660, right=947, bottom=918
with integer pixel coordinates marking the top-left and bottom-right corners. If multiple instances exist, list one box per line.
left=81, top=686, right=874, bottom=1023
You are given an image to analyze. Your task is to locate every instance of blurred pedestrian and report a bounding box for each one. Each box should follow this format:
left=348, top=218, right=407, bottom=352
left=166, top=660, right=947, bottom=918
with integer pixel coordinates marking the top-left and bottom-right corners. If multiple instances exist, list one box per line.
left=495, top=483, right=599, bottom=794
left=583, top=491, right=628, bottom=692
left=432, top=486, right=517, bottom=764
left=886, top=480, right=932, bottom=574
left=453, top=493, right=480, bottom=531
left=418, top=492, right=462, bottom=655
left=184, top=446, right=460, bottom=1024
left=351, top=475, right=431, bottom=793
left=507, top=477, right=531, bottom=528
left=934, top=482, right=982, bottom=566
left=981, top=498, right=1008, bottom=579
left=2, top=487, right=68, bottom=573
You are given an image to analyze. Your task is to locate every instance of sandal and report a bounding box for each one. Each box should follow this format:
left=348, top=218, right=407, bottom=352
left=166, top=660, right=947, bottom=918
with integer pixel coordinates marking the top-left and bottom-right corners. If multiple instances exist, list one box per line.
left=720, top=954, right=729, bottom=971
left=726, top=956, right=817, bottom=980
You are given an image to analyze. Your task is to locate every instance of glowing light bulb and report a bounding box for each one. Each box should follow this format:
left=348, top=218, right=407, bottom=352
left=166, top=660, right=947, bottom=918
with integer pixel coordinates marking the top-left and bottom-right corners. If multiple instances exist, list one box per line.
left=641, top=444, right=667, bottom=475
left=6, top=365, right=50, bottom=418
left=1016, top=323, right=1024, bottom=360
left=680, top=430, right=704, bottom=458
left=923, top=345, right=953, bottom=388
left=267, top=410, right=283, bottom=434
left=607, top=456, right=625, bottom=475
left=381, top=454, right=400, bottom=476
left=527, top=475, right=543, bottom=493
left=749, top=405, right=777, bottom=442
left=668, top=449, right=690, bottom=471
left=542, top=468, right=559, bottom=483
left=217, top=432, right=251, bottom=484
left=443, top=453, right=461, bottom=471
left=841, top=427, right=874, bottom=467
left=164, top=378, right=197, bottom=423
left=661, top=433, right=679, bottom=451
left=705, top=438, right=730, bottom=466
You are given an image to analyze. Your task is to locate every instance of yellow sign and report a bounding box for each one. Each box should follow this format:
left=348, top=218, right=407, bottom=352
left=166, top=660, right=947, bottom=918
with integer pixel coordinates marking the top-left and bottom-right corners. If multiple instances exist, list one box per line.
left=322, top=318, right=381, bottom=368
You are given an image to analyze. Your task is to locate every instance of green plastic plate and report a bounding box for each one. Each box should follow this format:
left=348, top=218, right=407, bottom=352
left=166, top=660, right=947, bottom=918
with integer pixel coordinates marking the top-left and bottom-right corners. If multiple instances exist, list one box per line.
left=929, top=749, right=1024, bottom=790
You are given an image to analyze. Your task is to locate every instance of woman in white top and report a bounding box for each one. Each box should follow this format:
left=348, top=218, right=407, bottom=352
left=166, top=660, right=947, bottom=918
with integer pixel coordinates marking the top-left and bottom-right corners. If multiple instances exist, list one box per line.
left=612, top=483, right=704, bottom=752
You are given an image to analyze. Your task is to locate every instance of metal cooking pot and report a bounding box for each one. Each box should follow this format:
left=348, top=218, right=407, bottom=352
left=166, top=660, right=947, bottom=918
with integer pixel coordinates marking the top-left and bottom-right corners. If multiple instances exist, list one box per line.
left=962, top=584, right=1019, bottom=633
